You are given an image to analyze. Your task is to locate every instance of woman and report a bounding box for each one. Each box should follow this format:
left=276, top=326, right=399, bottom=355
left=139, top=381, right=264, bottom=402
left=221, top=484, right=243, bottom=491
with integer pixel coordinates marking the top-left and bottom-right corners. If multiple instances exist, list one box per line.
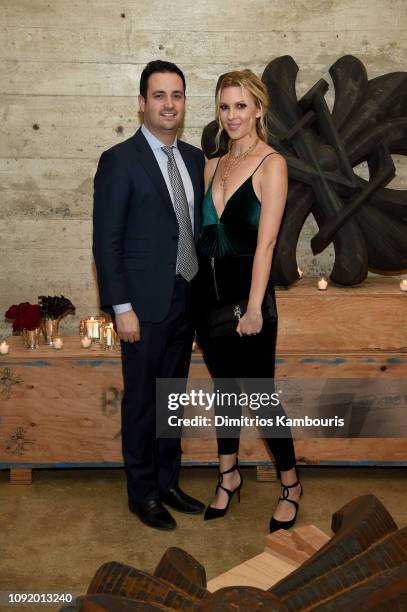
left=195, top=70, right=302, bottom=531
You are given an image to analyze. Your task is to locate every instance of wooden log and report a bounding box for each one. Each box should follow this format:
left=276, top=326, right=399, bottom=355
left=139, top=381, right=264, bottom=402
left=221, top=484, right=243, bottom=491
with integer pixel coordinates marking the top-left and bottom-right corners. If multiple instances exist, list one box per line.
left=71, top=495, right=407, bottom=609
left=309, top=564, right=407, bottom=610
left=206, top=552, right=298, bottom=593
left=197, top=586, right=286, bottom=611
left=87, top=561, right=200, bottom=610
left=154, top=548, right=208, bottom=600
left=270, top=494, right=401, bottom=605
left=264, top=526, right=330, bottom=565
left=9, top=467, right=32, bottom=484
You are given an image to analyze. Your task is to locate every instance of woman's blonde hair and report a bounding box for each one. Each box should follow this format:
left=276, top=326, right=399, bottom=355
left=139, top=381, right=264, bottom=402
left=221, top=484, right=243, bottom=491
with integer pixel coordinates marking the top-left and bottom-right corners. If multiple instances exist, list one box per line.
left=214, top=69, right=269, bottom=152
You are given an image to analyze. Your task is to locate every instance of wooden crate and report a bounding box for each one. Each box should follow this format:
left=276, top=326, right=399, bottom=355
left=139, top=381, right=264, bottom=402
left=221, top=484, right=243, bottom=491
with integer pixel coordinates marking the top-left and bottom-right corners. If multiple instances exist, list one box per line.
left=1, top=277, right=406, bottom=483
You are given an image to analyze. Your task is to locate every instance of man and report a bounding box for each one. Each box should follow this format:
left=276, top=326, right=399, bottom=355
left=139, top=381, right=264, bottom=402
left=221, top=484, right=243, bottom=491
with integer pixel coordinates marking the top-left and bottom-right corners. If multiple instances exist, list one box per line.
left=93, top=60, right=205, bottom=530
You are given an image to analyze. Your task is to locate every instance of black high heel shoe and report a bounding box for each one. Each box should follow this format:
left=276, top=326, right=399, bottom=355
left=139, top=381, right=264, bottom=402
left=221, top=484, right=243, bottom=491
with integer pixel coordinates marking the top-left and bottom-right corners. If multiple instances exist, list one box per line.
left=269, top=479, right=303, bottom=533
left=204, top=462, right=243, bottom=521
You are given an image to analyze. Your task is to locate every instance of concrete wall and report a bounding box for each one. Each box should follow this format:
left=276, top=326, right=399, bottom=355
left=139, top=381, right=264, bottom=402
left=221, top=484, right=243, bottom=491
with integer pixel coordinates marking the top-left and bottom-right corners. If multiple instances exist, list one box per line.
left=1, top=0, right=406, bottom=336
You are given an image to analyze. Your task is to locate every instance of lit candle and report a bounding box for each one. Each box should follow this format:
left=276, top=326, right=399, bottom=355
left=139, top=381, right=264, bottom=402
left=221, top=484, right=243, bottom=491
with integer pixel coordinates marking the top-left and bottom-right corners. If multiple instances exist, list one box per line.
left=318, top=277, right=328, bottom=290
left=81, top=336, right=92, bottom=348
left=297, top=267, right=304, bottom=279
left=86, top=316, right=96, bottom=338
left=0, top=341, right=9, bottom=355
left=400, top=279, right=407, bottom=292
left=53, top=337, right=63, bottom=349
left=105, top=324, right=113, bottom=347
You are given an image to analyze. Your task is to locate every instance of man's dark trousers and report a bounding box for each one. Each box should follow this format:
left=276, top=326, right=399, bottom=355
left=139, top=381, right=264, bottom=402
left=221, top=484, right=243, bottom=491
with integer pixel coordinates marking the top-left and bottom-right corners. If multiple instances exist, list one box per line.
left=120, top=275, right=194, bottom=504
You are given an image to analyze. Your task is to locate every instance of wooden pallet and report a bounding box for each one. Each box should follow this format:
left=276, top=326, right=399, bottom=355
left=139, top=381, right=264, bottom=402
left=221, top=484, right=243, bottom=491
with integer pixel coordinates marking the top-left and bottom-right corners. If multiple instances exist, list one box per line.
left=1, top=277, right=406, bottom=483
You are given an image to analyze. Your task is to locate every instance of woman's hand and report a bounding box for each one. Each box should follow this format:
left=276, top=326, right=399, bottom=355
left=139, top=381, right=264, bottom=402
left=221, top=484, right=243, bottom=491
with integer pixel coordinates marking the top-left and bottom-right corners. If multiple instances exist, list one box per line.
left=236, top=309, right=263, bottom=337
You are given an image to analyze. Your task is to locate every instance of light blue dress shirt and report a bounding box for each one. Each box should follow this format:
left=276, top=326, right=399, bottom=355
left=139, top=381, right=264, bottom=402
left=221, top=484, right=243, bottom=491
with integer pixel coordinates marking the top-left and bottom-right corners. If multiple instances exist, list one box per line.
left=113, top=125, right=195, bottom=315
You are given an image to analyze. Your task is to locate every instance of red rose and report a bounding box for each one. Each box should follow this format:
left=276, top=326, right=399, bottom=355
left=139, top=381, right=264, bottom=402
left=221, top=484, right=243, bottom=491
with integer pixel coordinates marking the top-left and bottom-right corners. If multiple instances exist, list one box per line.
left=7, top=303, right=41, bottom=331
left=17, top=303, right=31, bottom=317
left=22, top=305, right=41, bottom=331
left=5, top=305, right=18, bottom=319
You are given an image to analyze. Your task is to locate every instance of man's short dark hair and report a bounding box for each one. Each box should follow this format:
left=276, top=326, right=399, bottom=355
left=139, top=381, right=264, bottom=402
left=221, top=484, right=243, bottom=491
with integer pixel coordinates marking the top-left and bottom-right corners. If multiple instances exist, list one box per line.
left=139, top=60, right=186, bottom=99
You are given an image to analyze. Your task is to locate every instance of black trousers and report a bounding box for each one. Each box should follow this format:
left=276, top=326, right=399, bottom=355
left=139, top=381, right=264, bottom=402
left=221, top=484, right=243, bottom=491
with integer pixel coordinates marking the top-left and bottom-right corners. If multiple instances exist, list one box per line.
left=120, top=276, right=194, bottom=504
left=194, top=257, right=297, bottom=473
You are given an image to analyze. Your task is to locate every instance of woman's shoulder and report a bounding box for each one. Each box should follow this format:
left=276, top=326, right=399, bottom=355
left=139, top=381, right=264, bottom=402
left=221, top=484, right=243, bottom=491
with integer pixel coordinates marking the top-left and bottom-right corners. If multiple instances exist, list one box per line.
left=257, top=145, right=287, bottom=172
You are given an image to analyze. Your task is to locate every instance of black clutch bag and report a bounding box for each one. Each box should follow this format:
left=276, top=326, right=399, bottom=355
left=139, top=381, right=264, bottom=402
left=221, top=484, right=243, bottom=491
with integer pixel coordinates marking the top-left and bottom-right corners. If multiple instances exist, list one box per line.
left=208, top=291, right=277, bottom=339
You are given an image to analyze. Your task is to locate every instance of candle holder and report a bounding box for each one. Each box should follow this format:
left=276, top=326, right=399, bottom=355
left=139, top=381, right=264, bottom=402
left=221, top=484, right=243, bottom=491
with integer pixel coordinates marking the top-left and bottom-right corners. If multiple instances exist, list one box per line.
left=23, top=328, right=40, bottom=350
left=0, top=341, right=9, bottom=355
left=100, top=323, right=119, bottom=350
left=53, top=337, right=64, bottom=350
left=317, top=277, right=328, bottom=291
left=81, top=336, right=92, bottom=349
left=41, top=318, right=60, bottom=346
left=81, top=316, right=105, bottom=341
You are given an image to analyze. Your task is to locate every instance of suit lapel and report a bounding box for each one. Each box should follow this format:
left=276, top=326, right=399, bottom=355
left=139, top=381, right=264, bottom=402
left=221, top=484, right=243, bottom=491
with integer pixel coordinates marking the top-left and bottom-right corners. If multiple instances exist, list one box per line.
left=131, top=129, right=175, bottom=214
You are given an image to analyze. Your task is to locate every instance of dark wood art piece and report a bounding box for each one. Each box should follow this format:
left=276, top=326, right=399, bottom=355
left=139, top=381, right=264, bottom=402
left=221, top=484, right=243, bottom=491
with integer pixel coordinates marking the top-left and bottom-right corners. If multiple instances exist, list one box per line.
left=201, top=56, right=407, bottom=286
left=60, top=495, right=407, bottom=611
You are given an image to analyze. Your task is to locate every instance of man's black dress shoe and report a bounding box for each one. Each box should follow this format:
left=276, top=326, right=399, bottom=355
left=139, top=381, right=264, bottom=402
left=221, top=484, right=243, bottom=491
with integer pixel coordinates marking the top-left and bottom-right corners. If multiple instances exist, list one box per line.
left=160, top=486, right=205, bottom=514
left=129, top=499, right=176, bottom=531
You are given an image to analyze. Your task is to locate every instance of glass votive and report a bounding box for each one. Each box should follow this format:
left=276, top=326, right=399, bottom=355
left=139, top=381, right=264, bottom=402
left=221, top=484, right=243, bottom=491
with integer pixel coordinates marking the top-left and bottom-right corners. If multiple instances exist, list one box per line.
left=81, top=336, right=92, bottom=348
left=53, top=337, right=64, bottom=349
left=0, top=341, right=9, bottom=355
left=84, top=316, right=105, bottom=340
left=317, top=277, right=328, bottom=290
left=101, top=323, right=118, bottom=350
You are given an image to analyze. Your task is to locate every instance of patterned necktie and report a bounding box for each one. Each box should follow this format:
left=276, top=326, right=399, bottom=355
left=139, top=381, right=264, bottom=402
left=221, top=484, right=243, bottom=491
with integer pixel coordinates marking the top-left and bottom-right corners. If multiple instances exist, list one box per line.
left=162, top=146, right=198, bottom=282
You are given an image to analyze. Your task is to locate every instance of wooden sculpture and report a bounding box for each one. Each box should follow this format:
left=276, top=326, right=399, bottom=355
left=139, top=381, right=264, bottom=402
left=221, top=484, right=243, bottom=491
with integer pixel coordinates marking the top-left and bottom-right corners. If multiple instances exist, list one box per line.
left=201, top=56, right=407, bottom=286
left=60, top=494, right=407, bottom=611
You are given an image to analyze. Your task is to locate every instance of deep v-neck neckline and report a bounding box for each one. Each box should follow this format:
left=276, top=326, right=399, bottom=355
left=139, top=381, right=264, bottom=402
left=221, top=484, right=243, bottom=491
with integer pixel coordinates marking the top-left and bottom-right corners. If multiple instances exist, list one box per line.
left=207, top=152, right=276, bottom=222
left=209, top=175, right=253, bottom=222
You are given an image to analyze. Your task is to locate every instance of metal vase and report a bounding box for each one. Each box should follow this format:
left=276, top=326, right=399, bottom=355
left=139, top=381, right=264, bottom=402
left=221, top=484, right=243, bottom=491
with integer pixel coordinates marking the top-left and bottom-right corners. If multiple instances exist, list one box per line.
left=24, top=328, right=40, bottom=350
left=42, top=318, right=60, bottom=345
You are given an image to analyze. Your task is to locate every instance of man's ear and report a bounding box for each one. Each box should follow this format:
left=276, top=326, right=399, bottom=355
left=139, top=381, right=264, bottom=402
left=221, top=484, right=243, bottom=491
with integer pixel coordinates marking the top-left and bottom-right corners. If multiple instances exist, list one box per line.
left=138, top=94, right=146, bottom=113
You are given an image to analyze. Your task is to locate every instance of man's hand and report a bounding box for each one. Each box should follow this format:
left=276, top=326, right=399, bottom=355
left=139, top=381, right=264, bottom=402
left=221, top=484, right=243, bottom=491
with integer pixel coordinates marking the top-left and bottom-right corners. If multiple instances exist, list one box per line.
left=115, top=309, right=140, bottom=342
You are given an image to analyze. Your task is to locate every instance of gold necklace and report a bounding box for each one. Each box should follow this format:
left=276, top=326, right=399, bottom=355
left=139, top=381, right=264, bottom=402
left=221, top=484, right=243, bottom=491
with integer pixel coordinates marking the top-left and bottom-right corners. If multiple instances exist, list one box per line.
left=220, top=139, right=258, bottom=189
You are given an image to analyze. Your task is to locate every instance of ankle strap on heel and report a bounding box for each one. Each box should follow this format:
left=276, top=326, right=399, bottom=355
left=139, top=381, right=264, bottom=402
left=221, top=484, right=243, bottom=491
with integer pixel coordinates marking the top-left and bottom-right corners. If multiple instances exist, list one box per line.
left=219, top=462, right=238, bottom=476
left=279, top=479, right=302, bottom=506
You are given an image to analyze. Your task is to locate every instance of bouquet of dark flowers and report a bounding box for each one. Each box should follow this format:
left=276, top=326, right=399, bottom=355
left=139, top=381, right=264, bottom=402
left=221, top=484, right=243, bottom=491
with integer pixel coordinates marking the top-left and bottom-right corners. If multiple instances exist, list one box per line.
left=5, top=302, right=42, bottom=331
left=38, top=295, right=76, bottom=320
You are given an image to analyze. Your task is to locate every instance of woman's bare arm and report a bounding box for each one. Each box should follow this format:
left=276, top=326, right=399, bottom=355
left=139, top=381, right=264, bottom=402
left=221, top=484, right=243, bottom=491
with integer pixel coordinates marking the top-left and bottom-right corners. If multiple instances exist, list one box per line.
left=237, top=154, right=288, bottom=336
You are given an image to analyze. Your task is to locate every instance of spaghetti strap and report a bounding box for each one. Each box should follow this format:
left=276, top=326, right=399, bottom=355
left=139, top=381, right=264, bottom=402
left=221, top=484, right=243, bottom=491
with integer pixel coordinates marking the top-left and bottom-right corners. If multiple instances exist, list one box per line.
left=252, top=152, right=278, bottom=176
left=209, top=157, right=222, bottom=185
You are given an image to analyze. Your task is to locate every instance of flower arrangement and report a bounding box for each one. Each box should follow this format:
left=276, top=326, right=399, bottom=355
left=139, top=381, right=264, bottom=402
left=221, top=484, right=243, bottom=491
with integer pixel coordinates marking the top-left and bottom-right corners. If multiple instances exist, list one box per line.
left=5, top=302, right=41, bottom=331
left=38, top=295, right=76, bottom=320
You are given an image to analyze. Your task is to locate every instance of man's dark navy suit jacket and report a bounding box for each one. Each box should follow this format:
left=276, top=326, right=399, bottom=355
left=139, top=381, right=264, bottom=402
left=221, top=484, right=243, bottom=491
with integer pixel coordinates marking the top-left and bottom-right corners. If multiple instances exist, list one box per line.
left=93, top=128, right=205, bottom=322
